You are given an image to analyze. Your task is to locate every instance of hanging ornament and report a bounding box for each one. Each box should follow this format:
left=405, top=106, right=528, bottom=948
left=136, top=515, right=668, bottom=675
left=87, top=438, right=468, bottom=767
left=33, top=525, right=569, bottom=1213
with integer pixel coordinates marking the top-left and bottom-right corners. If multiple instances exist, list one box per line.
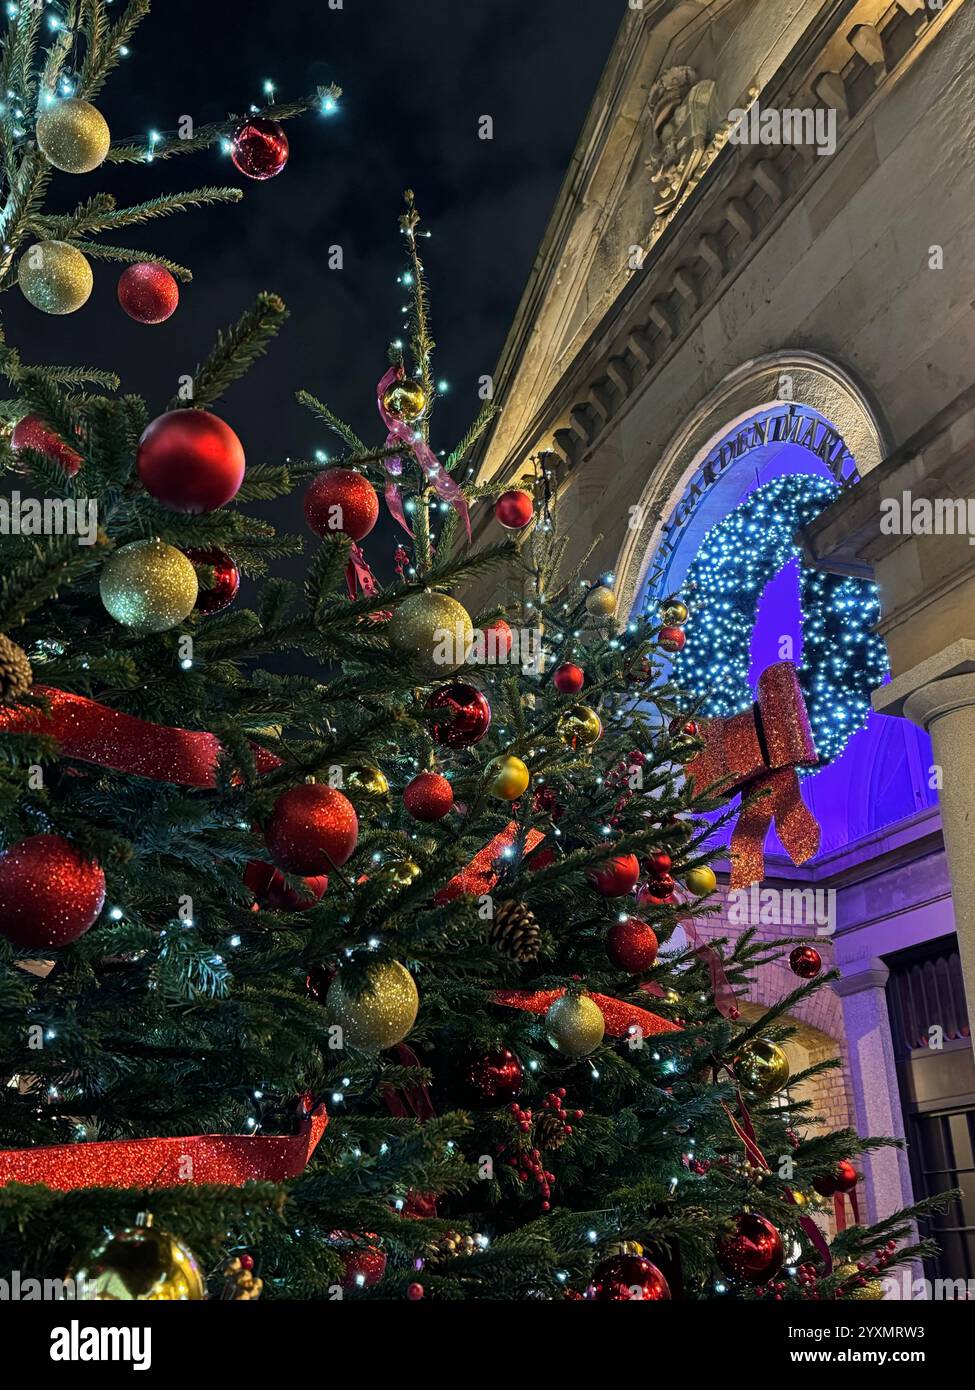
left=669, top=717, right=702, bottom=763
left=265, top=784, right=358, bottom=875
left=715, top=1213, right=784, bottom=1284
left=243, top=860, right=327, bottom=912
left=588, top=853, right=640, bottom=898
left=642, top=851, right=671, bottom=878
left=545, top=993, right=605, bottom=1058
left=639, top=873, right=676, bottom=905
left=487, top=754, right=530, bottom=800
left=404, top=770, right=454, bottom=821
left=606, top=916, right=658, bottom=972
left=659, top=595, right=689, bottom=625
left=380, top=376, right=427, bottom=423
left=137, top=409, right=245, bottom=514
left=18, top=240, right=92, bottom=314
left=11, top=414, right=81, bottom=475
left=553, top=662, right=585, bottom=694
left=326, top=959, right=419, bottom=1051
left=0, top=634, right=33, bottom=704
left=388, top=591, right=474, bottom=678
left=556, top=704, right=602, bottom=748
left=586, top=585, right=616, bottom=619
left=304, top=468, right=379, bottom=541
left=36, top=97, right=111, bottom=173
left=659, top=625, right=686, bottom=654
left=591, top=1252, right=671, bottom=1301
left=789, top=944, right=822, bottom=979
left=69, top=1215, right=204, bottom=1300
left=117, top=262, right=179, bottom=324
left=494, top=488, right=534, bottom=530
left=733, top=1038, right=790, bottom=1098
left=183, top=546, right=240, bottom=615
left=0, top=833, right=105, bottom=949
left=230, top=117, right=289, bottom=179
left=426, top=681, right=491, bottom=748
left=100, top=540, right=198, bottom=632
left=378, top=857, right=421, bottom=890
left=467, top=1048, right=524, bottom=1101
left=482, top=617, right=513, bottom=659
left=685, top=864, right=717, bottom=896
left=813, top=1160, right=858, bottom=1198
left=342, top=763, right=390, bottom=803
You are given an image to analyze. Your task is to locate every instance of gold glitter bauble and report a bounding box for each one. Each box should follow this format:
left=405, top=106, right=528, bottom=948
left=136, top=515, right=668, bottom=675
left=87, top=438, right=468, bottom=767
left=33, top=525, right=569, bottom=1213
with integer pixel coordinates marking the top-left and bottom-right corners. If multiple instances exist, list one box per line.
left=836, top=1264, right=885, bottom=1300
left=545, top=993, right=605, bottom=1058
left=70, top=1217, right=204, bottom=1300
left=326, top=959, right=419, bottom=1051
left=734, top=1038, right=790, bottom=1098
left=556, top=703, right=603, bottom=748
left=381, top=377, right=428, bottom=422
left=586, top=585, right=617, bottom=619
left=18, top=240, right=93, bottom=315
left=343, top=763, right=390, bottom=801
left=685, top=865, right=717, bottom=896
left=36, top=98, right=111, bottom=173
left=387, top=591, right=474, bottom=678
left=660, top=596, right=689, bottom=625
left=487, top=754, right=530, bottom=800
left=100, top=540, right=198, bottom=633
left=381, top=858, right=421, bottom=889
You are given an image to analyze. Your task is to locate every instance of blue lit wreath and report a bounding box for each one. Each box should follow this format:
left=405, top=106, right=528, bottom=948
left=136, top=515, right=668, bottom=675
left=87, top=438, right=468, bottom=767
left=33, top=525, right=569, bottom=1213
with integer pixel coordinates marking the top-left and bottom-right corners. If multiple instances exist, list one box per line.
left=671, top=474, right=889, bottom=768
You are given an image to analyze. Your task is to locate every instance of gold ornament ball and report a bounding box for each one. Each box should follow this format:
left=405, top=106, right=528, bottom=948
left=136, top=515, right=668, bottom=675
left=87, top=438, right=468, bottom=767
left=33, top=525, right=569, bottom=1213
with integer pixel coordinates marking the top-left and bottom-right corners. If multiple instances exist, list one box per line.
left=70, top=1217, right=204, bottom=1300
left=100, top=540, right=199, bottom=633
left=343, top=763, right=390, bottom=801
left=836, top=1264, right=885, bottom=1301
left=586, top=585, right=617, bottom=619
left=487, top=754, right=530, bottom=800
left=326, top=959, right=419, bottom=1051
left=387, top=591, right=474, bottom=678
left=36, top=97, right=111, bottom=173
left=545, top=993, right=605, bottom=1058
left=734, top=1038, right=790, bottom=1098
left=18, top=240, right=93, bottom=315
left=660, top=596, right=689, bottom=625
left=382, top=377, right=428, bottom=423
left=382, top=858, right=421, bottom=889
left=556, top=703, right=603, bottom=748
left=685, top=864, right=717, bottom=896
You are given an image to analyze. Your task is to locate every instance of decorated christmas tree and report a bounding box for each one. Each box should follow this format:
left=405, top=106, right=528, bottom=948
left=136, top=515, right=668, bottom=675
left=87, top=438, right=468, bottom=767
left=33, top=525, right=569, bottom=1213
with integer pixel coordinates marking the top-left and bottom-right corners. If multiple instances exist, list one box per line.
left=0, top=4, right=948, bottom=1305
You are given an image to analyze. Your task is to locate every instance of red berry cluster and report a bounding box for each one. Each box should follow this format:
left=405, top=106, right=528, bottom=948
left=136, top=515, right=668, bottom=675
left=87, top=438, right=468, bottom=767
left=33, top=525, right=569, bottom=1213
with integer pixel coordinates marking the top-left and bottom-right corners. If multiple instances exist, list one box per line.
left=497, top=1091, right=584, bottom=1212
left=782, top=1240, right=898, bottom=1300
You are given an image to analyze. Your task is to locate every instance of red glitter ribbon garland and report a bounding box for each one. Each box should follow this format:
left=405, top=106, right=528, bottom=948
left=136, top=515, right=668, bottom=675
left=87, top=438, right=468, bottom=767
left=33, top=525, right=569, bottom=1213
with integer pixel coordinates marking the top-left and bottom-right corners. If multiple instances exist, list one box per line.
left=434, top=821, right=546, bottom=904
left=492, top=987, right=680, bottom=1040
left=685, top=662, right=821, bottom=888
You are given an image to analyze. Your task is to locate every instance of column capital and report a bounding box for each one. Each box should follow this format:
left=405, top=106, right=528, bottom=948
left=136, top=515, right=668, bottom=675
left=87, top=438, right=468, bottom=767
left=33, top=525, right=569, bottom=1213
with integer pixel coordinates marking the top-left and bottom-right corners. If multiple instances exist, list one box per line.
left=833, top=956, right=890, bottom=997
left=873, top=638, right=975, bottom=721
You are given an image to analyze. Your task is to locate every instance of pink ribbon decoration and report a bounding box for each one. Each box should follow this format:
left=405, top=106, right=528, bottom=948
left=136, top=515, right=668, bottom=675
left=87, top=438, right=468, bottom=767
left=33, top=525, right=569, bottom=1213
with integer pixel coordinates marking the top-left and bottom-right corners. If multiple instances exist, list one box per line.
left=680, top=914, right=740, bottom=1021
left=377, top=366, right=471, bottom=541
left=345, top=542, right=379, bottom=600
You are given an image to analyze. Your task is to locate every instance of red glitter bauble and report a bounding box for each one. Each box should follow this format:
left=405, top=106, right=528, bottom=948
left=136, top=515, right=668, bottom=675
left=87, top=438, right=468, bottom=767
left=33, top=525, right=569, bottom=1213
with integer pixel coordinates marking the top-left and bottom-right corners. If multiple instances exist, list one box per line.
left=591, top=1253, right=671, bottom=1301
left=715, top=1213, right=784, bottom=1284
left=265, top=784, right=358, bottom=875
left=11, top=414, right=81, bottom=475
left=789, top=944, right=822, bottom=980
left=553, top=662, right=585, bottom=694
left=588, top=853, right=641, bottom=897
left=494, top=488, right=534, bottom=529
left=467, top=1047, right=524, bottom=1101
left=642, top=851, right=672, bottom=877
left=638, top=873, right=676, bottom=905
left=331, top=1234, right=386, bottom=1291
left=606, top=916, right=659, bottom=972
left=406, top=1282, right=424, bottom=1301
left=0, top=833, right=105, bottom=949
left=231, top=117, right=289, bottom=180
left=243, top=859, right=327, bottom=912
left=117, top=262, right=179, bottom=324
left=426, top=682, right=491, bottom=749
left=137, top=409, right=245, bottom=514
left=304, top=468, right=379, bottom=542
left=483, top=618, right=513, bottom=658
left=403, top=771, right=454, bottom=822
left=659, top=625, right=686, bottom=653
left=183, top=546, right=240, bottom=614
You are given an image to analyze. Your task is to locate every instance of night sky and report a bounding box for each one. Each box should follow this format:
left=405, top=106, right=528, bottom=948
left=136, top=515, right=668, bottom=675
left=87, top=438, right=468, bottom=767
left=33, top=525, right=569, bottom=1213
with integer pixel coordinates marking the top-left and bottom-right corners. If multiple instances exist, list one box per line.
left=7, top=0, right=623, bottom=593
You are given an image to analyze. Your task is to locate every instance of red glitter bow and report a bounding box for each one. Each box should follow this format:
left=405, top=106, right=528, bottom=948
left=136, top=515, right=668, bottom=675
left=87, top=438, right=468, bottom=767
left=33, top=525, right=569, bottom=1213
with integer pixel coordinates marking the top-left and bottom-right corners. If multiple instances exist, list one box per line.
left=492, top=988, right=679, bottom=1040
left=685, top=662, right=820, bottom=887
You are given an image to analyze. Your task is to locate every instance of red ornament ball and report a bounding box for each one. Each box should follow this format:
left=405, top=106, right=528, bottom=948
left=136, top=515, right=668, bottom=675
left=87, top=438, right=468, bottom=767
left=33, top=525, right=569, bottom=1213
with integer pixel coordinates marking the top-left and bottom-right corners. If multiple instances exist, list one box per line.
left=715, top=1213, right=784, bottom=1284
left=426, top=682, right=491, bottom=749
left=243, top=860, right=327, bottom=912
left=638, top=873, right=676, bottom=906
left=483, top=618, right=513, bottom=659
left=659, top=625, right=686, bottom=654
left=183, top=546, right=240, bottom=615
left=591, top=1253, right=671, bottom=1301
left=137, top=409, right=245, bottom=514
left=494, top=488, right=534, bottom=530
left=403, top=771, right=454, bottom=822
left=642, top=851, right=672, bottom=878
left=11, top=414, right=82, bottom=475
left=117, top=262, right=179, bottom=324
left=304, top=468, right=379, bottom=542
left=231, top=117, right=289, bottom=180
left=588, top=853, right=641, bottom=898
left=0, top=833, right=105, bottom=949
left=467, top=1047, right=524, bottom=1101
left=406, top=1282, right=425, bottom=1301
left=814, top=1160, right=858, bottom=1198
left=789, top=945, right=822, bottom=980
left=265, top=784, right=358, bottom=875
left=606, top=916, right=659, bottom=973
left=553, top=662, right=585, bottom=694
left=335, top=1239, right=386, bottom=1291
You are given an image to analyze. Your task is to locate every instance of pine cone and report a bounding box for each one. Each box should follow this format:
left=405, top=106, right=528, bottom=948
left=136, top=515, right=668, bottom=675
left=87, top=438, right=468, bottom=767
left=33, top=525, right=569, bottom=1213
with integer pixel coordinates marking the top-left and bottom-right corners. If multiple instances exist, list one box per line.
left=533, top=1110, right=568, bottom=1150
left=489, top=900, right=541, bottom=963
left=0, top=634, right=32, bottom=704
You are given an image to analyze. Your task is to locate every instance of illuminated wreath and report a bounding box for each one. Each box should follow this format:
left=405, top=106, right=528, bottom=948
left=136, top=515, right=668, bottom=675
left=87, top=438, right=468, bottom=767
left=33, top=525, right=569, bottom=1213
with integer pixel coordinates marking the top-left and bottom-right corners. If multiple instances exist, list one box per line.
left=671, top=474, right=889, bottom=768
